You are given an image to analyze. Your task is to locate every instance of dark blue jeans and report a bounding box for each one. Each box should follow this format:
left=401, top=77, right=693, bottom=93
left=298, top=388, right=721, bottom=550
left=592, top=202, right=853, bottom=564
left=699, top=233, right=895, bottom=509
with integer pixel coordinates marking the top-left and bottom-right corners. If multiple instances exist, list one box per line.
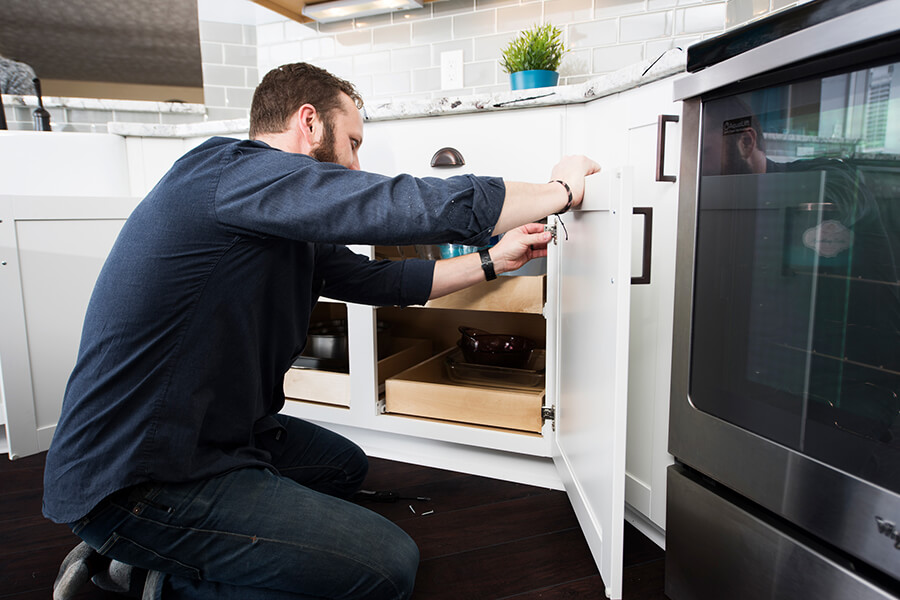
left=70, top=415, right=419, bottom=599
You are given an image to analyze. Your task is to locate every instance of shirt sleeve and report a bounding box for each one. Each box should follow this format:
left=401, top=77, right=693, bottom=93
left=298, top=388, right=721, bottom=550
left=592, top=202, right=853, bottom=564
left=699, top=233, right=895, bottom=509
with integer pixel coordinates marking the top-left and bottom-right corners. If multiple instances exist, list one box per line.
left=314, top=244, right=434, bottom=307
left=213, top=140, right=506, bottom=248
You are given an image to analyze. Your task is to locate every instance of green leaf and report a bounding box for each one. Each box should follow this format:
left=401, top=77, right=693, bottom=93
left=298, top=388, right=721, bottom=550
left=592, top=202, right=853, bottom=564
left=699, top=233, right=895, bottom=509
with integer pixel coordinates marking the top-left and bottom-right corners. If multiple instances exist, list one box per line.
left=500, top=23, right=569, bottom=73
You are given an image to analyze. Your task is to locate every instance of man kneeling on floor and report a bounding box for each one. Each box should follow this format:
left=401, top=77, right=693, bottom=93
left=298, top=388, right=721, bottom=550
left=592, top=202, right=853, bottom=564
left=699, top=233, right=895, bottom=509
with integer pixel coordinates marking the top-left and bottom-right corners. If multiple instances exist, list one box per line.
left=44, top=62, right=600, bottom=599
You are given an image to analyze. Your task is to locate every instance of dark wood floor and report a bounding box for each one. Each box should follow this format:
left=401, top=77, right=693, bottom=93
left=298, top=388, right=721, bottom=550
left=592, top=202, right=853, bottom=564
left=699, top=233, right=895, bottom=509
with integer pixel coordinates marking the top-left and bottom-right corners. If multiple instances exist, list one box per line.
left=0, top=452, right=667, bottom=599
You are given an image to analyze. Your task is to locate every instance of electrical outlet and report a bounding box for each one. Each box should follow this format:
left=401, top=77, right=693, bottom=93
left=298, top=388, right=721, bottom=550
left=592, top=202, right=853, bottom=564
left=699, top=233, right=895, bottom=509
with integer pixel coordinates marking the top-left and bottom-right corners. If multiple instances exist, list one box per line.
left=440, top=50, right=463, bottom=91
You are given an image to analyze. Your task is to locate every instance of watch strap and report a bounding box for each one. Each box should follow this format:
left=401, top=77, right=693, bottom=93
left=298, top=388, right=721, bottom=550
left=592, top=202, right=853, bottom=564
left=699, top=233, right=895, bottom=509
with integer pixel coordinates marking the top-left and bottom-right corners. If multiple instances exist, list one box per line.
left=478, top=248, right=497, bottom=281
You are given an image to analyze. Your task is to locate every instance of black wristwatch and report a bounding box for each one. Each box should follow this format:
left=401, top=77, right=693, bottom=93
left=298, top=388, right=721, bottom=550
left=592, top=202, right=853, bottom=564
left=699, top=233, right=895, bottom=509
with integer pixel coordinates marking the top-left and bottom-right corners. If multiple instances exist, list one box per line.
left=478, top=248, right=497, bottom=281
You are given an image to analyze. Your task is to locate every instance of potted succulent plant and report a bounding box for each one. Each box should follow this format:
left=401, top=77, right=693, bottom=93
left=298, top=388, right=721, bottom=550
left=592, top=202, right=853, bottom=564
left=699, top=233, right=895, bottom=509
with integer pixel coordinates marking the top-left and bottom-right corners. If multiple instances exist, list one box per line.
left=500, top=23, right=569, bottom=90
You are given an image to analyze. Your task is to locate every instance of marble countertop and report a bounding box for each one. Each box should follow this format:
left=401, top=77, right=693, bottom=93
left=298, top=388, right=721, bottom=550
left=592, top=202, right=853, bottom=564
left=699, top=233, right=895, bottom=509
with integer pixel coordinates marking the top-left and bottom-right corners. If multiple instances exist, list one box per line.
left=2, top=95, right=206, bottom=115
left=7, top=49, right=686, bottom=139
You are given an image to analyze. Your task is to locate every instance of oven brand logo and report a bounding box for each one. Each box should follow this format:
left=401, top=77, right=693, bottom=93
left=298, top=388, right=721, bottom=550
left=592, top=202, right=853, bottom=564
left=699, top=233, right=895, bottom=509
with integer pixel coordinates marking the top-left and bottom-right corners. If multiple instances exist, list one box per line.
left=874, top=517, right=900, bottom=549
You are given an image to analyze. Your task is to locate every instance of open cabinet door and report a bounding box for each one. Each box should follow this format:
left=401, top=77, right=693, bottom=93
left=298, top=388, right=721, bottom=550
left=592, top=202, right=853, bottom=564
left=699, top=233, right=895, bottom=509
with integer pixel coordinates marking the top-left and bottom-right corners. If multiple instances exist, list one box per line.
left=548, top=169, right=633, bottom=599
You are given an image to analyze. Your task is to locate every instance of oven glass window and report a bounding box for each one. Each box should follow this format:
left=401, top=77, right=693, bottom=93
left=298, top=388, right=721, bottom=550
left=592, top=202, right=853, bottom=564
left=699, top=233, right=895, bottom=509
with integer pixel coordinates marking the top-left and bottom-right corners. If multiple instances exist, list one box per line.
left=692, top=60, right=900, bottom=494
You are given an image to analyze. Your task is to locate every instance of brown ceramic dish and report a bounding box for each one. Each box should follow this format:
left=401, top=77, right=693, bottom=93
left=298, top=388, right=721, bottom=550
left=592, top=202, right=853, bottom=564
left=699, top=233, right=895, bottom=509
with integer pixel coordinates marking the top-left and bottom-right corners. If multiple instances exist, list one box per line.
left=457, top=326, right=537, bottom=369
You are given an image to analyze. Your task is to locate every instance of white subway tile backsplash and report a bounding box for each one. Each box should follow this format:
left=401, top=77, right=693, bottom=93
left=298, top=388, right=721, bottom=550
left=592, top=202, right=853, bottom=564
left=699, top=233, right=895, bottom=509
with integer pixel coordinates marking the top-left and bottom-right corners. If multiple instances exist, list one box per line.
left=464, top=60, right=497, bottom=87
left=454, top=11, right=496, bottom=38
left=374, top=24, right=412, bottom=49
left=335, top=30, right=373, bottom=56
left=569, top=19, right=617, bottom=48
left=201, top=42, right=224, bottom=64
left=314, top=56, right=355, bottom=80
left=161, top=112, right=206, bottom=125
left=476, top=0, right=518, bottom=9
left=435, top=0, right=477, bottom=16
left=562, top=74, right=592, bottom=85
left=111, top=110, right=162, bottom=124
left=203, top=86, right=227, bottom=107
left=246, top=68, right=260, bottom=87
left=620, top=11, right=673, bottom=41
left=431, top=39, right=475, bottom=64
left=354, top=51, right=392, bottom=75
left=243, top=25, right=257, bottom=46
left=473, top=83, right=508, bottom=95
left=302, top=39, right=321, bottom=59
left=592, top=42, right=644, bottom=72
left=496, top=3, right=544, bottom=33
left=594, top=0, right=647, bottom=18
left=545, top=0, right=594, bottom=25
left=392, top=46, right=432, bottom=71
left=203, top=64, right=248, bottom=87
left=226, top=87, right=255, bottom=108
left=207, top=107, right=249, bottom=120
left=269, top=42, right=305, bottom=65
left=412, top=18, right=453, bottom=44
left=645, top=37, right=678, bottom=57
left=200, top=21, right=244, bottom=44
left=680, top=2, right=726, bottom=33
left=286, top=20, right=323, bottom=39
left=356, top=13, right=394, bottom=29
left=354, top=74, right=374, bottom=98
left=474, top=32, right=518, bottom=61
left=238, top=0, right=734, bottom=106
left=224, top=44, right=257, bottom=67
left=257, top=22, right=285, bottom=45
left=412, top=66, right=442, bottom=92
left=559, top=48, right=592, bottom=76
left=724, top=0, right=765, bottom=29
left=66, top=109, right=114, bottom=124
left=373, top=71, right=411, bottom=96
left=320, top=37, right=337, bottom=57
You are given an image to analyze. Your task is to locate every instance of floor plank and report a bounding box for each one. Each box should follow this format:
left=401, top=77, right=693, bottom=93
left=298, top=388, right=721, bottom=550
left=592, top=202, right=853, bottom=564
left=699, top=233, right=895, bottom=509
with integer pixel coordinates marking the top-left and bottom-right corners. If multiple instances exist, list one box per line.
left=1, top=453, right=670, bottom=599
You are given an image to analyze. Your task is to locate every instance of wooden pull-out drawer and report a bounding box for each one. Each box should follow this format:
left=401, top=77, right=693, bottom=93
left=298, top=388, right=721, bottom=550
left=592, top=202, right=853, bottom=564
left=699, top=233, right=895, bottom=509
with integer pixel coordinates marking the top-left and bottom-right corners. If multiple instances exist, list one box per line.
left=385, top=347, right=545, bottom=433
left=285, top=337, right=432, bottom=407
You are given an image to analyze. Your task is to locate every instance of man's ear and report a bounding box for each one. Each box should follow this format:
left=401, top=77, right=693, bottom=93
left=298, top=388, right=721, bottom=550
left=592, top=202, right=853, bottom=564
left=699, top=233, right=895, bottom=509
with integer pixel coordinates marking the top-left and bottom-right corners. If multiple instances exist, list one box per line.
left=297, top=103, right=318, bottom=140
left=738, top=129, right=757, bottom=159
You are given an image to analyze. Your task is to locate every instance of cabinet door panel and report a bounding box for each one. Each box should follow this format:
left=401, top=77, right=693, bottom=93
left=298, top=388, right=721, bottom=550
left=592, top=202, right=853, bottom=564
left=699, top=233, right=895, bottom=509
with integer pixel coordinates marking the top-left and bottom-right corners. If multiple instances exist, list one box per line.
left=0, top=196, right=138, bottom=458
left=551, top=169, right=632, bottom=600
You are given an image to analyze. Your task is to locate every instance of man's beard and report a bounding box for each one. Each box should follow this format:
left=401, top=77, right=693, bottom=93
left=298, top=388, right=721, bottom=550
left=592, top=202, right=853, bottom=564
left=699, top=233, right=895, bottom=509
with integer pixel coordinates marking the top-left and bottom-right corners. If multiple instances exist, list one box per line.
left=310, top=118, right=339, bottom=165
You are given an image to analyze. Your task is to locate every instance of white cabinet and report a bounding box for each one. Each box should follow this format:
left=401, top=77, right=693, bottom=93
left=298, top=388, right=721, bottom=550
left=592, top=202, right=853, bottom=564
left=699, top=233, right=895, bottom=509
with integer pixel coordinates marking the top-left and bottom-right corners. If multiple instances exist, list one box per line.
left=0, top=196, right=139, bottom=457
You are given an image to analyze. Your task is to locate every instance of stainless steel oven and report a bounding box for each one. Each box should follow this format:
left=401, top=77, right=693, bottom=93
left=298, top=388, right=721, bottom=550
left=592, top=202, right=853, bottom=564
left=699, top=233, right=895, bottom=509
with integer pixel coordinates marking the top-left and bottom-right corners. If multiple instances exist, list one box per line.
left=666, top=1, right=900, bottom=598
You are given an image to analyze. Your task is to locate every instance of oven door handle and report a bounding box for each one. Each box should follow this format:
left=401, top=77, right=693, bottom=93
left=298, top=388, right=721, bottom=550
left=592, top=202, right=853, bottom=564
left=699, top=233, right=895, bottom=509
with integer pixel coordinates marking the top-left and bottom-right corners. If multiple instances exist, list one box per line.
left=631, top=207, right=653, bottom=285
left=656, top=114, right=679, bottom=182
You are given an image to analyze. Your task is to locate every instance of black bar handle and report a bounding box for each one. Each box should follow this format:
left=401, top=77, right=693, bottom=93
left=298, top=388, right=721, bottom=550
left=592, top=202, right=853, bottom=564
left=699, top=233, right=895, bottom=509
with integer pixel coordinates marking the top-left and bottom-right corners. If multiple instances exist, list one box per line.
left=655, top=114, right=679, bottom=182
left=631, top=207, right=653, bottom=285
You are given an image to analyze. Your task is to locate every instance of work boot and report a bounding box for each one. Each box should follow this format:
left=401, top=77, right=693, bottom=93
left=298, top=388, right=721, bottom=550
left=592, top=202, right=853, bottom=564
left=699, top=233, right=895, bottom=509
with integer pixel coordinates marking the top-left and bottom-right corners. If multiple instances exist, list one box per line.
left=52, top=541, right=109, bottom=600
left=92, top=560, right=149, bottom=598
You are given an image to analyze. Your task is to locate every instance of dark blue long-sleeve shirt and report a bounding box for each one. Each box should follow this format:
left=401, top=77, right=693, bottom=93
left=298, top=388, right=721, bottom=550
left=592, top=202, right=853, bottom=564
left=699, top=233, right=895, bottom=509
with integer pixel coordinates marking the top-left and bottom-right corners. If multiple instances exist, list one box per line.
left=43, top=137, right=505, bottom=523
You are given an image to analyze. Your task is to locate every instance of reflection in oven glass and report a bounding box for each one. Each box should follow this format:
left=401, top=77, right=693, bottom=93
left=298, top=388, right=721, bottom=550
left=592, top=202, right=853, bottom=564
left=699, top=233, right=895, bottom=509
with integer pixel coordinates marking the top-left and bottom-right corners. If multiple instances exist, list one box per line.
left=691, top=59, right=900, bottom=494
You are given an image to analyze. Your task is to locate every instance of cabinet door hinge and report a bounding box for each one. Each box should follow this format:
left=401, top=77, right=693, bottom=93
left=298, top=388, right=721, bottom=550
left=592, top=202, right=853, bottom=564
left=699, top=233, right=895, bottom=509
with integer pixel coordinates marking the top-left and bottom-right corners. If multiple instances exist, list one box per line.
left=544, top=223, right=558, bottom=245
left=542, top=406, right=556, bottom=429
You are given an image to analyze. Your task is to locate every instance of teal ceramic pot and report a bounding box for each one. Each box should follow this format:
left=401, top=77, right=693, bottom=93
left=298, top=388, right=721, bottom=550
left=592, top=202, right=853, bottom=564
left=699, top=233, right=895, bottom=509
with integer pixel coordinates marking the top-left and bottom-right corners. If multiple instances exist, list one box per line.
left=509, top=70, right=559, bottom=90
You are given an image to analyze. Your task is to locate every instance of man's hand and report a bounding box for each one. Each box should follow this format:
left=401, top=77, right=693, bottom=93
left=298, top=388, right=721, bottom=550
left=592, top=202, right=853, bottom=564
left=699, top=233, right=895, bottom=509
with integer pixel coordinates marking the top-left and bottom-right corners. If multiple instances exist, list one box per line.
left=428, top=224, right=552, bottom=300
left=490, top=223, right=552, bottom=275
left=550, top=155, right=602, bottom=211
left=496, top=155, right=601, bottom=234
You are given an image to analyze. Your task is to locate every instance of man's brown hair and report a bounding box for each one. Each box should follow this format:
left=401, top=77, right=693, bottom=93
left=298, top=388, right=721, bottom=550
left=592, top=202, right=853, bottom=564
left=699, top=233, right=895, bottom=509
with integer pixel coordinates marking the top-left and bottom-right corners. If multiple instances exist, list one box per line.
left=249, top=63, right=363, bottom=139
